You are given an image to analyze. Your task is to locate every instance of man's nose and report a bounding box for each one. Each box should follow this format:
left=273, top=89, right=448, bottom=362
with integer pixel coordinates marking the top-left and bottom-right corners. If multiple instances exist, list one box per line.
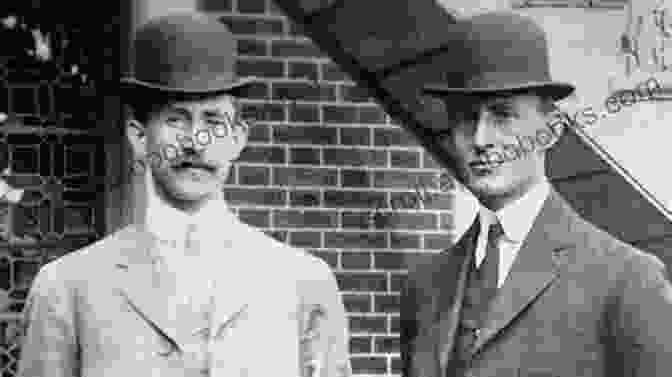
left=473, top=114, right=495, bottom=149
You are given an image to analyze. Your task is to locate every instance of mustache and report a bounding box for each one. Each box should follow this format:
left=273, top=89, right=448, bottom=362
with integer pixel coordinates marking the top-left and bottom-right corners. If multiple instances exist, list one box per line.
left=170, top=156, right=218, bottom=172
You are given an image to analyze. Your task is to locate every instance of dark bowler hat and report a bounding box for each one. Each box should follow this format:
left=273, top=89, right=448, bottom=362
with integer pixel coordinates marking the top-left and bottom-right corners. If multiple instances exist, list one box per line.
left=423, top=12, right=575, bottom=101
left=121, top=12, right=255, bottom=95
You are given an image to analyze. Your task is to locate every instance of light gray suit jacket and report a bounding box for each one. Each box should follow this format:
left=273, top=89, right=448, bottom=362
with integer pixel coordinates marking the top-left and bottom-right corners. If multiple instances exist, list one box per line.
left=401, top=189, right=672, bottom=377
left=18, top=220, right=351, bottom=377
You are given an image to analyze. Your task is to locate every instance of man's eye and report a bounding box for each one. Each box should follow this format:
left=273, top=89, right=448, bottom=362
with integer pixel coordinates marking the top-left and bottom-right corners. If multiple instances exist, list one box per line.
left=165, top=118, right=185, bottom=127
left=207, top=118, right=230, bottom=126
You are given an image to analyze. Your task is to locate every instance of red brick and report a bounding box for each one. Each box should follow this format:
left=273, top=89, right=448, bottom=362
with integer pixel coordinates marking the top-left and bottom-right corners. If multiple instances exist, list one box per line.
left=326, top=232, right=387, bottom=249
left=236, top=0, right=266, bottom=13
left=269, top=0, right=284, bottom=14
left=373, top=171, right=436, bottom=189
left=273, top=209, right=337, bottom=228
left=238, top=145, right=285, bottom=164
left=247, top=123, right=270, bottom=143
left=423, top=233, right=453, bottom=250
left=238, top=165, right=270, bottom=185
left=385, top=212, right=438, bottom=231
left=265, top=230, right=287, bottom=243
left=238, top=209, right=270, bottom=228
left=389, top=192, right=422, bottom=210
left=390, top=315, right=400, bottom=334
left=323, top=148, right=386, bottom=167
left=288, top=62, right=319, bottom=81
left=273, top=124, right=337, bottom=145
left=272, top=82, right=336, bottom=102
left=340, top=84, right=373, bottom=103
left=322, top=105, right=386, bottom=124
left=373, top=252, right=408, bottom=270
left=322, top=104, right=357, bottom=123
left=341, top=211, right=374, bottom=230
left=273, top=167, right=337, bottom=186
left=224, top=187, right=286, bottom=206
left=343, top=294, right=372, bottom=313
left=373, top=294, right=400, bottom=314
left=374, top=127, right=421, bottom=147
left=237, top=37, right=267, bottom=56
left=201, top=0, right=232, bottom=11
left=390, top=232, right=421, bottom=249
left=391, top=356, right=402, bottom=374
left=341, top=251, right=372, bottom=270
left=310, top=250, right=338, bottom=269
left=240, top=102, right=285, bottom=121
left=440, top=212, right=453, bottom=231
left=341, top=169, right=370, bottom=188
left=349, top=316, right=387, bottom=334
left=270, top=39, right=326, bottom=58
left=358, top=106, right=387, bottom=124
left=324, top=190, right=385, bottom=209
left=288, top=230, right=321, bottom=248
left=288, top=103, right=320, bottom=122
left=422, top=192, right=453, bottom=210
left=322, top=62, right=351, bottom=82
left=337, top=272, right=387, bottom=292
left=219, top=16, right=283, bottom=35
left=351, top=357, right=388, bottom=374
left=391, top=150, right=420, bottom=168
left=290, top=147, right=320, bottom=164
left=236, top=58, right=283, bottom=77
left=374, top=336, right=399, bottom=353
left=349, top=336, right=373, bottom=354
left=390, top=273, right=406, bottom=292
left=289, top=189, right=321, bottom=206
left=339, top=126, right=371, bottom=146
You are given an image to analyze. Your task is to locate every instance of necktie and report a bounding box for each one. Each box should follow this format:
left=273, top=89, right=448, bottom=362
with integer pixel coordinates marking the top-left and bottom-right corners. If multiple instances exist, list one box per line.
left=449, top=219, right=503, bottom=374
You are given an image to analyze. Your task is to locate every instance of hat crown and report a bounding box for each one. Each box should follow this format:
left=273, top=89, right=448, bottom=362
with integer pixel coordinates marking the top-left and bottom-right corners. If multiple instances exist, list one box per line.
left=124, top=12, right=250, bottom=94
left=461, top=12, right=549, bottom=81
left=425, top=11, right=574, bottom=102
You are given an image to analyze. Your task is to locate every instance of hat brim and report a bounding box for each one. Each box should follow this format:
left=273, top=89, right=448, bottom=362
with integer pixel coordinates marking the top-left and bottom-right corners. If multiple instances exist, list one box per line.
left=119, top=75, right=258, bottom=96
left=423, top=81, right=575, bottom=102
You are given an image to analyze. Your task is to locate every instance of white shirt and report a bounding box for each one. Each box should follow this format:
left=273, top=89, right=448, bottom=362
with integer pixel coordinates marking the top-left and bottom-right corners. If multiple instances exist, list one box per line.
left=474, top=180, right=550, bottom=288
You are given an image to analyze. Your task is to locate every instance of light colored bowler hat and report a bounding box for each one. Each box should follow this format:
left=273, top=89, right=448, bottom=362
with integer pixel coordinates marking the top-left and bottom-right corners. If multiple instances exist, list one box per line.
left=121, top=12, right=256, bottom=95
left=423, top=12, right=575, bottom=101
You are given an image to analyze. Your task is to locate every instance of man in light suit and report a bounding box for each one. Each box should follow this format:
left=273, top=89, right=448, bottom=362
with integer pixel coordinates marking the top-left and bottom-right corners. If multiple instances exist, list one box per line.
left=401, top=12, right=672, bottom=377
left=18, top=12, right=351, bottom=377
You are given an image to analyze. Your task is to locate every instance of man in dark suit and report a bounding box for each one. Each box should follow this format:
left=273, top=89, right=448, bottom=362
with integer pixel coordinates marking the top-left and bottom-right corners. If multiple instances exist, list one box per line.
left=401, top=12, right=672, bottom=377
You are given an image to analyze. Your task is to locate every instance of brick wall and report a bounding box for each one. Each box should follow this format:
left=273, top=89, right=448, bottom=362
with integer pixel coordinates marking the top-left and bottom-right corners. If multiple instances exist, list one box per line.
left=199, top=0, right=629, bottom=376
left=199, top=0, right=455, bottom=375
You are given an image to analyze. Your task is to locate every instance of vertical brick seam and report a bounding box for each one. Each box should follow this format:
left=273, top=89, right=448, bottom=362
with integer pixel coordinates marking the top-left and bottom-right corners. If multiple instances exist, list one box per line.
left=204, top=1, right=457, bottom=376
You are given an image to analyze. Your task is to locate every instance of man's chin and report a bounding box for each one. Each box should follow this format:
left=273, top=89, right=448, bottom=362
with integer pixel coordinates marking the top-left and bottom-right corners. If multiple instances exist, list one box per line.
left=463, top=175, right=513, bottom=199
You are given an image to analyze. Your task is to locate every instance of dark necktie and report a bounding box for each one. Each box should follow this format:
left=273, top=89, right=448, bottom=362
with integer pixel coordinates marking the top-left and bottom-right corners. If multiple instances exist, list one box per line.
left=450, top=218, right=503, bottom=374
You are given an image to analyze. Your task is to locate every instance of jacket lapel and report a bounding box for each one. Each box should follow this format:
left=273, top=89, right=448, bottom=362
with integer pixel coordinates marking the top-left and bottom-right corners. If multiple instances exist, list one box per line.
left=471, top=190, right=577, bottom=354
left=434, top=218, right=479, bottom=372
left=113, top=224, right=202, bottom=351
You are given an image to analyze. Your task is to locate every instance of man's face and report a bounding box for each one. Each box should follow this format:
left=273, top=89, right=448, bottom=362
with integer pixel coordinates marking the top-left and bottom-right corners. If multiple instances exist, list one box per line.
left=135, top=93, right=248, bottom=203
left=438, top=93, right=555, bottom=205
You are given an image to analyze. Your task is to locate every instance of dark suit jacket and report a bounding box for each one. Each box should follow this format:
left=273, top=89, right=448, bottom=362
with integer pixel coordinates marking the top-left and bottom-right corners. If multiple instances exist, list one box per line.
left=401, top=189, right=672, bottom=377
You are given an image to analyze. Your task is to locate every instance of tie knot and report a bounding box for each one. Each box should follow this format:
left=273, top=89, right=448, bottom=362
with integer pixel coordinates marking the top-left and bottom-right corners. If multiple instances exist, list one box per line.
left=487, top=220, right=504, bottom=243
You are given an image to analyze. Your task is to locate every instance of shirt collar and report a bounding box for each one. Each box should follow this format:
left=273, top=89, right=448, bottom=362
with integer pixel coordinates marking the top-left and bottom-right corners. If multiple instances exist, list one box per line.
left=144, top=169, right=235, bottom=246
left=479, top=179, right=550, bottom=243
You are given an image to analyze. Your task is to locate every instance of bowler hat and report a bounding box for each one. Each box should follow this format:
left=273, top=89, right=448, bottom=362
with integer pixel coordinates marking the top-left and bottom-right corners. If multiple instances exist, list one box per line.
left=120, top=12, right=255, bottom=95
left=423, top=12, right=574, bottom=101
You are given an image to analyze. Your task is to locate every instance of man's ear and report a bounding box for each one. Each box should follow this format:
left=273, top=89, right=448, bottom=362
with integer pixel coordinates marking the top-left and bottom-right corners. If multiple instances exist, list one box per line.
left=126, top=118, right=147, bottom=159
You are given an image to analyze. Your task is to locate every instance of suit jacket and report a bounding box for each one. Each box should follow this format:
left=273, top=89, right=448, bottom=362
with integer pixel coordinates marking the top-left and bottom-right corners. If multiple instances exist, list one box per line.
left=18, top=220, right=351, bottom=377
left=401, top=189, right=672, bottom=377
